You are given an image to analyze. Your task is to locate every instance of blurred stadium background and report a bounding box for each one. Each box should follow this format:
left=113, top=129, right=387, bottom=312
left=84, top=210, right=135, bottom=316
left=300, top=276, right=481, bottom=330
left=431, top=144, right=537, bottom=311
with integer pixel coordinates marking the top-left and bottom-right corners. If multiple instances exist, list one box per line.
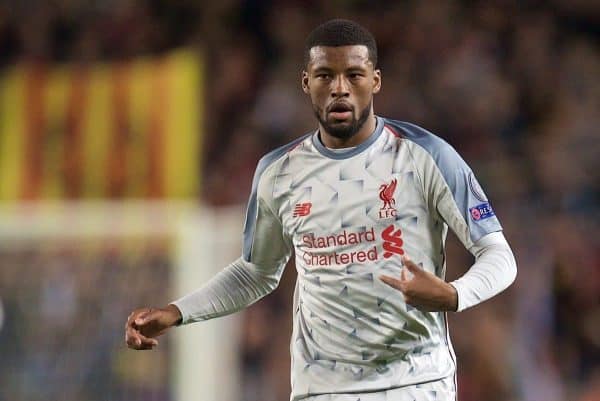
left=0, top=1, right=598, bottom=401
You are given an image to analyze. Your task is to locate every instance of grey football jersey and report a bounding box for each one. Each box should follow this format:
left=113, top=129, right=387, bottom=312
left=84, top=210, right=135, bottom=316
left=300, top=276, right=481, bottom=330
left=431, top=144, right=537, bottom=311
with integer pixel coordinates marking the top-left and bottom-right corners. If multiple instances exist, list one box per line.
left=239, top=117, right=502, bottom=400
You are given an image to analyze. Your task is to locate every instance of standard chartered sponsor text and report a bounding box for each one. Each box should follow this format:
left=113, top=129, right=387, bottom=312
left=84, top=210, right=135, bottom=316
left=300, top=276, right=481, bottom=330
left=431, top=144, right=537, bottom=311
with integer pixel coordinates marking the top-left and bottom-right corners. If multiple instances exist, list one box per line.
left=301, top=228, right=379, bottom=266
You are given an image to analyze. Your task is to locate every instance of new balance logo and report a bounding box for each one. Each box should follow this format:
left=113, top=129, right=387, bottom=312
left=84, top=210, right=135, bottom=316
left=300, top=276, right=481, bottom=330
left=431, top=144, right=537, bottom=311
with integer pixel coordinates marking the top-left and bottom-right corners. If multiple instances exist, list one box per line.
left=293, top=202, right=312, bottom=217
left=381, top=224, right=404, bottom=258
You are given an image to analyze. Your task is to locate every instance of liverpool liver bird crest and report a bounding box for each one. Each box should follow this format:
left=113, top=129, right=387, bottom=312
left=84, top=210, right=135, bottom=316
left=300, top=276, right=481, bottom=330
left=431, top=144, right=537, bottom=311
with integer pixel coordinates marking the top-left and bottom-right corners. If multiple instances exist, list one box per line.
left=379, top=178, right=397, bottom=210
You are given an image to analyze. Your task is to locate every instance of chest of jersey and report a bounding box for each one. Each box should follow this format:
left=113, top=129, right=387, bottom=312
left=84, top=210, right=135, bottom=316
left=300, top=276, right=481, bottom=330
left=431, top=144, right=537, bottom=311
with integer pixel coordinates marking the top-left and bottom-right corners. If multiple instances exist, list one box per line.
left=272, top=136, right=435, bottom=269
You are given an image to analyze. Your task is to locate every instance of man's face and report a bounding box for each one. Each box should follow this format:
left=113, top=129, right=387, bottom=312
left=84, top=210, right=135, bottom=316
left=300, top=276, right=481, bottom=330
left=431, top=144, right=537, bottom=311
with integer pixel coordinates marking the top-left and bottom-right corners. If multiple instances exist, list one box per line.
left=302, top=45, right=381, bottom=140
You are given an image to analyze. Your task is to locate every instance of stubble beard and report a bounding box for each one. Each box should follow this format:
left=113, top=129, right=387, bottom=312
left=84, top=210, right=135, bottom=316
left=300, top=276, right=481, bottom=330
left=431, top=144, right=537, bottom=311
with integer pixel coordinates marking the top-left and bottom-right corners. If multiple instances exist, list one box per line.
left=314, top=103, right=372, bottom=141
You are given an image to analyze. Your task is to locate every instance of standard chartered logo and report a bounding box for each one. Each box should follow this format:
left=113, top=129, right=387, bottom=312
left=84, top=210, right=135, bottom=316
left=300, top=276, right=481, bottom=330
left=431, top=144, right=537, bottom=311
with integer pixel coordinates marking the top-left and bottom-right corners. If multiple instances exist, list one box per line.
left=381, top=225, right=404, bottom=258
left=300, top=224, right=405, bottom=266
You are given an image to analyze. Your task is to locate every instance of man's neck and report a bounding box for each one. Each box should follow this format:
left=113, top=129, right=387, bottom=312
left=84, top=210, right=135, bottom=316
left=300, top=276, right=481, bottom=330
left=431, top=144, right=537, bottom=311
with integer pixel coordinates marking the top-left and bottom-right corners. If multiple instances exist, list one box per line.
left=319, top=114, right=377, bottom=149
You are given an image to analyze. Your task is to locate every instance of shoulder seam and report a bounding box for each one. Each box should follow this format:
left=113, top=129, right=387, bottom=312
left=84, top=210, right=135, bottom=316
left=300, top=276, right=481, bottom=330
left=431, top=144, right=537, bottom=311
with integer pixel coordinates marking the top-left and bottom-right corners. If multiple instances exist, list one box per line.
left=261, top=132, right=312, bottom=162
left=384, top=123, right=403, bottom=138
left=257, top=132, right=311, bottom=199
left=400, top=139, right=429, bottom=210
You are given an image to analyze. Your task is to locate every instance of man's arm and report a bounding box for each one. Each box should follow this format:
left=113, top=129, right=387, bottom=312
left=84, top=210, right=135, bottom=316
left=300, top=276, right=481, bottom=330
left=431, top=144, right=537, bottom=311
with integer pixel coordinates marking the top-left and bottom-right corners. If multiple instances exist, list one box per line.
left=170, top=256, right=288, bottom=324
left=126, top=150, right=294, bottom=350
left=126, top=243, right=290, bottom=350
left=125, top=247, right=290, bottom=350
left=450, top=231, right=516, bottom=311
left=126, top=201, right=291, bottom=350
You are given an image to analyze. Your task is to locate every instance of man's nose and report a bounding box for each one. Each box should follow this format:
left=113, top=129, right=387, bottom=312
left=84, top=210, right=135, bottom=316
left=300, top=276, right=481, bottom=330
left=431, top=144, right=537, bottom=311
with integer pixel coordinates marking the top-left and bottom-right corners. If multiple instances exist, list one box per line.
left=331, top=76, right=350, bottom=98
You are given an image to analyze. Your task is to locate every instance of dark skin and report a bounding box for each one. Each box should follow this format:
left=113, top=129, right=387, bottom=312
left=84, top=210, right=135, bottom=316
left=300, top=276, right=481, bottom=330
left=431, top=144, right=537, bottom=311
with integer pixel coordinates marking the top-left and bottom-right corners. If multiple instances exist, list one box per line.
left=125, top=44, right=457, bottom=351
left=125, top=305, right=181, bottom=350
left=302, top=45, right=381, bottom=148
left=380, top=255, right=458, bottom=312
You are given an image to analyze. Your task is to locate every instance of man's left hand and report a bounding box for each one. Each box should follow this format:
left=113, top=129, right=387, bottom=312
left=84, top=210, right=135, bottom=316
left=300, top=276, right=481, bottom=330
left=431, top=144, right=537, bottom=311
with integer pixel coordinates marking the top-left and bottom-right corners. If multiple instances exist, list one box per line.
left=380, top=255, right=458, bottom=312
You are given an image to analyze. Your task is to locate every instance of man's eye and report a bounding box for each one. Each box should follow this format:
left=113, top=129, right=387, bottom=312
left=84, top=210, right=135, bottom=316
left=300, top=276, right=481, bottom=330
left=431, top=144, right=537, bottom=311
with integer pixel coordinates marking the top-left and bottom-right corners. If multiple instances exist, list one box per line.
left=316, top=74, right=331, bottom=79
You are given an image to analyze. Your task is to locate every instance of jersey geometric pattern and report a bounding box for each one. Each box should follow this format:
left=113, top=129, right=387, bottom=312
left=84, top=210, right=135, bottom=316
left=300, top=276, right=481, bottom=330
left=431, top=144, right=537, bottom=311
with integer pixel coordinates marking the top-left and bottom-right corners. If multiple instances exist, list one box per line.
left=301, top=374, right=456, bottom=401
left=242, top=117, right=501, bottom=400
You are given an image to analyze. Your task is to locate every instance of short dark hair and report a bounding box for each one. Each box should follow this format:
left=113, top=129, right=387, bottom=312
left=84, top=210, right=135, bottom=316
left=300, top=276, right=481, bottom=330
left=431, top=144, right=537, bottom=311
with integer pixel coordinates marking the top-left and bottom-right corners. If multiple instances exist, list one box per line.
left=304, top=19, right=378, bottom=67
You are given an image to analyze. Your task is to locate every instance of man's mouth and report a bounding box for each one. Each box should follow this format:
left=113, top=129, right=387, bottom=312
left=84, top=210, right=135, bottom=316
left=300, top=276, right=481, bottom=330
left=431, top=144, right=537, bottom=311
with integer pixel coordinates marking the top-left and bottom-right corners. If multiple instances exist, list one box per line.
left=327, top=103, right=353, bottom=120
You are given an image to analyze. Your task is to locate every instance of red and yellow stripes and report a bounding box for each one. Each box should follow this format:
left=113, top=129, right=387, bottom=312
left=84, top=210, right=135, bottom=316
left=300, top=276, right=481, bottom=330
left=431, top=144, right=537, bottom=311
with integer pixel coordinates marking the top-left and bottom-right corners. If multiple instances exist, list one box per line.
left=0, top=49, right=202, bottom=201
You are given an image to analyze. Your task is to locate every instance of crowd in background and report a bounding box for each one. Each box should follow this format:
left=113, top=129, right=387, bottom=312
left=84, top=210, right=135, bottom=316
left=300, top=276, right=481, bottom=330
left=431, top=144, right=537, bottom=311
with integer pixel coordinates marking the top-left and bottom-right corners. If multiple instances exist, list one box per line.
left=0, top=1, right=598, bottom=401
left=0, top=243, right=173, bottom=401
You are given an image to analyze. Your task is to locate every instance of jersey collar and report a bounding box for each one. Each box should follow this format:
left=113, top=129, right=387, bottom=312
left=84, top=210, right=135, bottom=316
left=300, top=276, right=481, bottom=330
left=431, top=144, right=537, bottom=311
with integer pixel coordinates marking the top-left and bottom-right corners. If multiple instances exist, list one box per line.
left=312, top=116, right=385, bottom=160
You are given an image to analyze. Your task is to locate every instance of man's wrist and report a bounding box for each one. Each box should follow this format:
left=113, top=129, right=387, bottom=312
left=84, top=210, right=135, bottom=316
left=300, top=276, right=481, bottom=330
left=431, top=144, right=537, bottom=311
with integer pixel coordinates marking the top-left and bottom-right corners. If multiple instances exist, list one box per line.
left=165, top=304, right=183, bottom=326
left=446, top=283, right=459, bottom=312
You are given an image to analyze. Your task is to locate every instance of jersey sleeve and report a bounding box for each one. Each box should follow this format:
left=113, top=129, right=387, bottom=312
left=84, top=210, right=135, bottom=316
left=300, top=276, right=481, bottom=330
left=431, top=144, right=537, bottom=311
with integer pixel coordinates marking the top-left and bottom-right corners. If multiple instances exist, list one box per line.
left=450, top=231, right=517, bottom=311
left=395, top=121, right=502, bottom=249
left=171, top=153, right=293, bottom=324
left=427, top=142, right=501, bottom=248
left=242, top=154, right=293, bottom=267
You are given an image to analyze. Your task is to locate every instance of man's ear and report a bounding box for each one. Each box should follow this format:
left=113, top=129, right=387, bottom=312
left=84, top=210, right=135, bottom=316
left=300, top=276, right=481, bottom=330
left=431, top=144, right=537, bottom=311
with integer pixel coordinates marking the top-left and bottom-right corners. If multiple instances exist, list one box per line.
left=373, top=69, right=381, bottom=94
left=302, top=71, right=310, bottom=94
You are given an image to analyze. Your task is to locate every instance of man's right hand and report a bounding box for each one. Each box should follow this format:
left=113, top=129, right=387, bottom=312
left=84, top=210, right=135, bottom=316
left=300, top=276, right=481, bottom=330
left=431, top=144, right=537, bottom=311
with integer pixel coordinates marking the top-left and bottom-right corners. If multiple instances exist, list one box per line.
left=125, top=304, right=182, bottom=350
